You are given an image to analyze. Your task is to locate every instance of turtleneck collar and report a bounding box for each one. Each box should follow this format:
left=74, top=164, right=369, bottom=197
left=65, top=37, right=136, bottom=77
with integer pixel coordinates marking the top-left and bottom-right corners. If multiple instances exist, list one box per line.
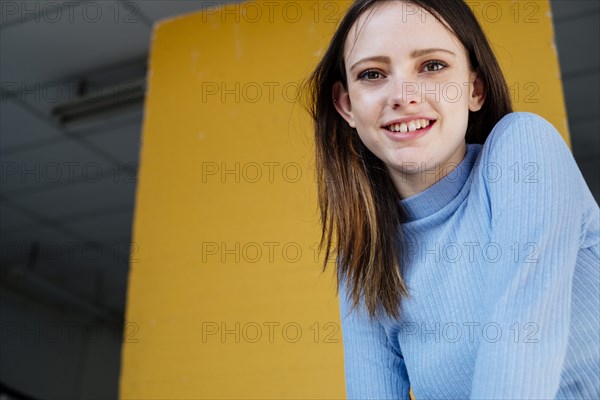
left=399, top=143, right=481, bottom=223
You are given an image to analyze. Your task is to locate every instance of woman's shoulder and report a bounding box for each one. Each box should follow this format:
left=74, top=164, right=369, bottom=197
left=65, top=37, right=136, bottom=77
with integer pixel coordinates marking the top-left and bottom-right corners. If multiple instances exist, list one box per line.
left=467, top=113, right=599, bottom=235
left=475, top=112, right=598, bottom=235
left=481, top=111, right=567, bottom=160
left=476, top=111, right=579, bottom=187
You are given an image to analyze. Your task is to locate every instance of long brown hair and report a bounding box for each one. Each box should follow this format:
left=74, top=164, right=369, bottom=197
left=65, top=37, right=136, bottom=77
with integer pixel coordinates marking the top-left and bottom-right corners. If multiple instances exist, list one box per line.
left=304, top=0, right=513, bottom=320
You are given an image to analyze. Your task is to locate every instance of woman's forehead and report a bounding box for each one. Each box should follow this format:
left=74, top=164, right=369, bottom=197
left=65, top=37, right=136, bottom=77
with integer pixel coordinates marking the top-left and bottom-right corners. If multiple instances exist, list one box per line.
left=344, top=1, right=464, bottom=62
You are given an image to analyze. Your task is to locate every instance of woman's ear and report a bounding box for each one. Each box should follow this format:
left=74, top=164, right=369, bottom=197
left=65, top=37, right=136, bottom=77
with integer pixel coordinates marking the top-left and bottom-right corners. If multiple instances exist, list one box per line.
left=333, top=81, right=356, bottom=128
left=468, top=72, right=485, bottom=112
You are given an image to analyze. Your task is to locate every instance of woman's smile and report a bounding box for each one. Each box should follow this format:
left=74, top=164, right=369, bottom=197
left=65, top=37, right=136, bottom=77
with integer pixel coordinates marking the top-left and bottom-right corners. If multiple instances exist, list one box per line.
left=381, top=117, right=437, bottom=141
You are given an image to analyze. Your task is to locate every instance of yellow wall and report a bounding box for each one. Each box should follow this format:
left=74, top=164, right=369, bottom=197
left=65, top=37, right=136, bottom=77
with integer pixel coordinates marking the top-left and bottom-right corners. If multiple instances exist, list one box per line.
left=474, top=0, right=570, bottom=146
left=120, top=1, right=568, bottom=399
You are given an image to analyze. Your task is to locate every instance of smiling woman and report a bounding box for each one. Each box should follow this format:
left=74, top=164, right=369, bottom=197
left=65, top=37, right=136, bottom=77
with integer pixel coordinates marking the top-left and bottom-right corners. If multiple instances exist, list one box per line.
left=304, top=0, right=600, bottom=398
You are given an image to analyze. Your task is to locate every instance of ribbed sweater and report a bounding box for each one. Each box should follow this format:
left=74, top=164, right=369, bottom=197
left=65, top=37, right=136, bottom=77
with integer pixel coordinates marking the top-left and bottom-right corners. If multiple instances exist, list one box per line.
left=339, top=112, right=600, bottom=399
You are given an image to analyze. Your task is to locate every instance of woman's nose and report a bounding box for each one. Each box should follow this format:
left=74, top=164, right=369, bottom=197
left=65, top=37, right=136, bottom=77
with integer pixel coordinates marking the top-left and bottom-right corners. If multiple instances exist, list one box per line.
left=387, top=77, right=420, bottom=107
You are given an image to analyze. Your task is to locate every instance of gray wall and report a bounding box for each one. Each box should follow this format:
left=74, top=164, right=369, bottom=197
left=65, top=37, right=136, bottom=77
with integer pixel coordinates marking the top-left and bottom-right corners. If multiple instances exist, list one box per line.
left=552, top=0, right=600, bottom=202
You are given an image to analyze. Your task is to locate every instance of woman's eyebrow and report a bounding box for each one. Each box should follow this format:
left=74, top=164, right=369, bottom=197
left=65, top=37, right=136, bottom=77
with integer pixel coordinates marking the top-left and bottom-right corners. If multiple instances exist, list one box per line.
left=349, top=56, right=390, bottom=72
left=410, top=48, right=456, bottom=58
left=349, top=48, right=456, bottom=72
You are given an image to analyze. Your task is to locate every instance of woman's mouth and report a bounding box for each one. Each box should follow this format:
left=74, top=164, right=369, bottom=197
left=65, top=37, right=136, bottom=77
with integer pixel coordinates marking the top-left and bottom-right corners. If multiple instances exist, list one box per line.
left=384, top=119, right=434, bottom=133
left=382, top=119, right=436, bottom=140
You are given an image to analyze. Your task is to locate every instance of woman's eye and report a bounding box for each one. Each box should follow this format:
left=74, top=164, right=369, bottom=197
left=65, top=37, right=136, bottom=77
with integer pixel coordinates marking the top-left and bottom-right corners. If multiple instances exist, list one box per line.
left=422, top=61, right=447, bottom=72
left=358, top=70, right=383, bottom=80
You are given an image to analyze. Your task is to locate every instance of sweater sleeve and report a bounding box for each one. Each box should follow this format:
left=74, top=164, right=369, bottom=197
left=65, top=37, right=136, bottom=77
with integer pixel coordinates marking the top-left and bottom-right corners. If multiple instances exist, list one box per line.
left=471, top=112, right=588, bottom=398
left=338, top=280, right=411, bottom=400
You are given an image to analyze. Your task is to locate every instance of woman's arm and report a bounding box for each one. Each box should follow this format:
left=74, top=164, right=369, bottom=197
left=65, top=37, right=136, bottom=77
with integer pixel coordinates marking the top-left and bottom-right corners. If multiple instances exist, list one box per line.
left=471, top=112, right=596, bottom=398
left=339, top=280, right=411, bottom=400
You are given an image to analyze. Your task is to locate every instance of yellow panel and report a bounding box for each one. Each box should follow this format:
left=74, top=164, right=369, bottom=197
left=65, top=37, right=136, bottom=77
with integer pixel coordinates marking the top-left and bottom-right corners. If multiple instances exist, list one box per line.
left=120, top=1, right=568, bottom=399
left=470, top=0, right=570, bottom=147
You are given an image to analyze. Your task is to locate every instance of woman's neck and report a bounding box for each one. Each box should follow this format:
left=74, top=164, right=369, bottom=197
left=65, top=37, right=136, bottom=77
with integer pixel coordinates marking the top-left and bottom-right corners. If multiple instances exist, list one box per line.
left=390, top=142, right=467, bottom=200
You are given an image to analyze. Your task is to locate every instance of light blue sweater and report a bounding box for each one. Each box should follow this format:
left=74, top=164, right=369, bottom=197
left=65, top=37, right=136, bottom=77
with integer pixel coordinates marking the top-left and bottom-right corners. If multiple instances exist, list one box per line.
left=339, top=112, right=600, bottom=399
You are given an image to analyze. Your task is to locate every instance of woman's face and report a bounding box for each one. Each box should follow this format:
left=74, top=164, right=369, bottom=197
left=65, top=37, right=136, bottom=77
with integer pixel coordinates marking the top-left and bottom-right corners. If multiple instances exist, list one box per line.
left=333, top=1, right=484, bottom=198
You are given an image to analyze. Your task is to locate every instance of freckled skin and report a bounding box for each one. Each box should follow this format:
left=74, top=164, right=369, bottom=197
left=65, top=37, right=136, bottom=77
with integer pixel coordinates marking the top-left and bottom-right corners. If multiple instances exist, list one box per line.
left=333, top=1, right=484, bottom=199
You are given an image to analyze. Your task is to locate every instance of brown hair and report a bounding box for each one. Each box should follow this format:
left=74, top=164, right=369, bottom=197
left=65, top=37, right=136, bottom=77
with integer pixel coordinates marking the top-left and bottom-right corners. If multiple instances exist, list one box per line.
left=304, top=0, right=512, bottom=320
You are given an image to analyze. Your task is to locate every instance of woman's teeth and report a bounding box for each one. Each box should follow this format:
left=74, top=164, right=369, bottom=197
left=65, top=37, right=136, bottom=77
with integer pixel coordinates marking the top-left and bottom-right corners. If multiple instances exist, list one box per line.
left=387, top=119, right=431, bottom=133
